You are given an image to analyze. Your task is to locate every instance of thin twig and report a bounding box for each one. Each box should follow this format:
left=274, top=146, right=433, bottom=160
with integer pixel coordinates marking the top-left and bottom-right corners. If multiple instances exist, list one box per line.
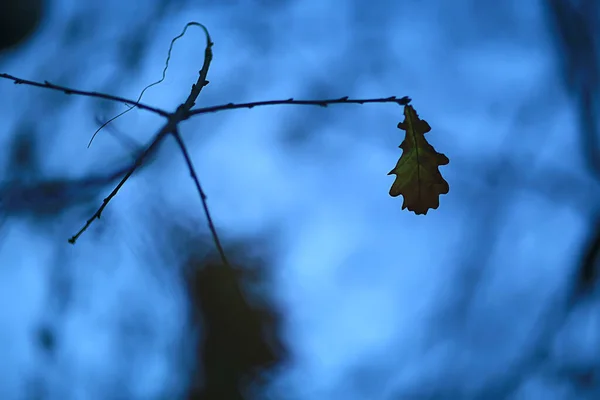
left=186, top=95, right=411, bottom=118
left=171, top=127, right=229, bottom=266
left=67, top=120, right=174, bottom=244
left=94, top=116, right=145, bottom=156
left=0, top=73, right=170, bottom=117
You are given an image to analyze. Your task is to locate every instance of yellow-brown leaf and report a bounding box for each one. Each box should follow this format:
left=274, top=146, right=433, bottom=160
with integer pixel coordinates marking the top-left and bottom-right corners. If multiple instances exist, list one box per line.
left=388, top=104, right=449, bottom=215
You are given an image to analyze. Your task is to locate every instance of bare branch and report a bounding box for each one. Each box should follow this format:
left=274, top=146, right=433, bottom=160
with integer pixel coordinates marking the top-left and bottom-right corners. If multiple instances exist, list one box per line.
left=4, top=22, right=410, bottom=271
left=67, top=120, right=174, bottom=244
left=185, top=95, right=411, bottom=118
left=0, top=73, right=170, bottom=117
left=171, top=127, right=229, bottom=266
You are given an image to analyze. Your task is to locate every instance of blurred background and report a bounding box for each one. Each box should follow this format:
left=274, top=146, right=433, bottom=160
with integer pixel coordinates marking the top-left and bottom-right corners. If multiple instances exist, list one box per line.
left=0, top=0, right=599, bottom=399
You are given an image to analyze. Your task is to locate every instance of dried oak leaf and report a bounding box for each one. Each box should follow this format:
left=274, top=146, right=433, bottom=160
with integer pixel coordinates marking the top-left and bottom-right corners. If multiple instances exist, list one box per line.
left=388, top=104, right=449, bottom=215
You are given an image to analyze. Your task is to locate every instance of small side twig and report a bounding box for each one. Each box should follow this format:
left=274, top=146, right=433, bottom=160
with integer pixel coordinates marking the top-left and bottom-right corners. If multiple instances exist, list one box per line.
left=67, top=120, right=173, bottom=244
left=171, top=127, right=229, bottom=266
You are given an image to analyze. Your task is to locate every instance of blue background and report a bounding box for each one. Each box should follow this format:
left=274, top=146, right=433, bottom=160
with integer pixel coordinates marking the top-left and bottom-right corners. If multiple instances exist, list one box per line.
left=1, top=0, right=599, bottom=399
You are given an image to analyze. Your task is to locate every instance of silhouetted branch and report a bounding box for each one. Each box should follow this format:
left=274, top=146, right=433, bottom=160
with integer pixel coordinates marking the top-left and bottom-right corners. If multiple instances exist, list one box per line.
left=171, top=127, right=230, bottom=267
left=0, top=73, right=170, bottom=117
left=0, top=71, right=411, bottom=119
left=1, top=21, right=412, bottom=269
left=66, top=120, right=174, bottom=244
left=186, top=95, right=411, bottom=118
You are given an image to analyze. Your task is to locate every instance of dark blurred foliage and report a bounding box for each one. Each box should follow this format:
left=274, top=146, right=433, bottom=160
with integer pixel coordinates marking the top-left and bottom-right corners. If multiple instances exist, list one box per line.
left=547, top=0, right=600, bottom=177
left=0, top=120, right=154, bottom=228
left=549, top=7, right=600, bottom=297
left=0, top=0, right=44, bottom=51
left=135, top=210, right=290, bottom=400
left=178, top=235, right=288, bottom=400
left=547, top=0, right=600, bottom=302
